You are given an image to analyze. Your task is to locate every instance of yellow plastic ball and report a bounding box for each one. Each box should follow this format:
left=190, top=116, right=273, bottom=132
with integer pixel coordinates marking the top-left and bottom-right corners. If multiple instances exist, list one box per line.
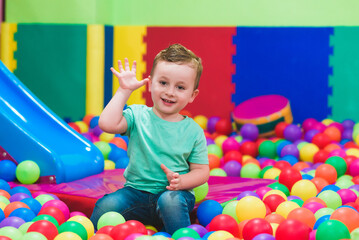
left=145, top=225, right=158, bottom=233
left=263, top=167, right=281, bottom=179
left=208, top=230, right=234, bottom=240
left=321, top=118, right=334, bottom=126
left=74, top=121, right=89, bottom=133
left=276, top=201, right=300, bottom=218
left=104, top=160, right=115, bottom=170
left=290, top=179, right=318, bottom=201
left=347, top=148, right=359, bottom=158
left=271, top=223, right=279, bottom=236
left=54, top=232, right=82, bottom=240
left=299, top=143, right=319, bottom=162
left=236, top=196, right=266, bottom=222
left=68, top=215, right=95, bottom=239
left=99, top=132, right=115, bottom=142
left=214, top=135, right=228, bottom=148
left=242, top=155, right=255, bottom=164
left=0, top=201, right=6, bottom=211
left=263, top=190, right=288, bottom=201
left=194, top=115, right=208, bottom=130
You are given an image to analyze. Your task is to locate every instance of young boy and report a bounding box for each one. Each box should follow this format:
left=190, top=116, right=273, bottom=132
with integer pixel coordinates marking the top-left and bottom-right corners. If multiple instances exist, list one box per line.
left=90, top=44, right=209, bottom=234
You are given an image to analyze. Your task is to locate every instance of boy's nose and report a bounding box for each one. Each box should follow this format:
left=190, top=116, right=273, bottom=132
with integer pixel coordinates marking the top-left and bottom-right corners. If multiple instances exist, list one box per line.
left=166, top=87, right=175, bottom=96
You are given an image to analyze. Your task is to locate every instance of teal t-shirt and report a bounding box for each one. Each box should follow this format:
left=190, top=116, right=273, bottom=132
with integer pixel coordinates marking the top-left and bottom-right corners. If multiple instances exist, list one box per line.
left=122, top=105, right=208, bottom=194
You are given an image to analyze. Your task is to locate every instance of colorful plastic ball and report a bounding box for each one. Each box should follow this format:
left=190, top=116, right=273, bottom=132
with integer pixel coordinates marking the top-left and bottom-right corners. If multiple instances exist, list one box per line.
left=258, top=141, right=277, bottom=159
left=263, top=194, right=286, bottom=212
left=323, top=126, right=341, bottom=142
left=299, top=143, right=319, bottom=162
left=278, top=167, right=302, bottom=191
left=94, top=141, right=112, bottom=159
left=214, top=135, right=228, bottom=148
left=0, top=160, right=17, bottom=182
left=302, top=201, right=325, bottom=214
left=240, top=123, right=259, bottom=141
left=337, top=188, right=357, bottom=205
left=196, top=200, right=223, bottom=226
left=108, top=144, right=127, bottom=161
left=115, top=156, right=130, bottom=169
left=35, top=194, right=56, bottom=206
left=240, top=163, right=261, bottom=178
left=97, top=211, right=125, bottom=230
left=280, top=144, right=299, bottom=158
left=215, top=118, right=233, bottom=136
left=207, top=214, right=240, bottom=238
left=330, top=206, right=359, bottom=232
left=33, top=214, right=60, bottom=228
left=99, top=132, right=115, bottom=143
left=0, top=226, right=22, bottom=240
left=287, top=207, right=316, bottom=229
left=317, top=190, right=342, bottom=210
left=252, top=233, right=275, bottom=240
left=314, top=207, right=335, bottom=220
left=207, top=230, right=234, bottom=240
left=21, top=232, right=48, bottom=240
left=304, top=129, right=320, bottom=143
left=275, top=122, right=289, bottom=138
left=224, top=160, right=242, bottom=177
left=4, top=201, right=30, bottom=217
left=20, top=198, right=42, bottom=215
left=262, top=167, right=281, bottom=180
left=55, top=232, right=83, bottom=240
left=325, top=156, right=347, bottom=177
left=290, top=179, right=318, bottom=201
left=0, top=216, right=25, bottom=228
left=43, top=199, right=70, bottom=221
left=222, top=137, right=240, bottom=154
left=313, top=150, right=330, bottom=164
left=302, top=118, right=318, bottom=132
left=315, top=164, right=337, bottom=184
left=208, top=154, right=221, bottom=170
left=207, top=116, right=220, bottom=134
left=237, top=191, right=260, bottom=201
left=0, top=179, right=11, bottom=192
left=223, top=150, right=242, bottom=164
left=104, top=160, right=115, bottom=170
left=9, top=192, right=31, bottom=202
left=283, top=124, right=302, bottom=142
left=242, top=218, right=272, bottom=240
left=194, top=115, right=208, bottom=130
left=275, top=219, right=311, bottom=240
left=209, top=168, right=227, bottom=176
left=222, top=200, right=240, bottom=223
left=27, top=220, right=58, bottom=240
left=276, top=201, right=300, bottom=219
left=38, top=206, right=66, bottom=225
left=239, top=141, right=258, bottom=157
left=311, top=133, right=331, bottom=149
left=187, top=224, right=208, bottom=238
left=89, top=116, right=99, bottom=129
left=58, top=221, right=88, bottom=240
left=264, top=213, right=285, bottom=225
left=9, top=207, right=36, bottom=222
left=15, top=160, right=41, bottom=184
left=236, top=196, right=266, bottom=222
left=96, top=225, right=114, bottom=235
left=193, top=182, right=209, bottom=203
left=315, top=220, right=350, bottom=240
left=207, top=144, right=223, bottom=158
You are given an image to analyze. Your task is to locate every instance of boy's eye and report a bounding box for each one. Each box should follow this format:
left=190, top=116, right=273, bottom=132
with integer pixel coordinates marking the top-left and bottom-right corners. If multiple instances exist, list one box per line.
left=177, top=86, right=185, bottom=90
left=159, top=81, right=167, bottom=85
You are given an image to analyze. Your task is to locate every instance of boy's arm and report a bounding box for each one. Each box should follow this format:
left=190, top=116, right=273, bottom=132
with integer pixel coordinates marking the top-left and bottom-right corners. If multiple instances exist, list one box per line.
left=99, top=58, right=149, bottom=134
left=161, top=163, right=210, bottom=191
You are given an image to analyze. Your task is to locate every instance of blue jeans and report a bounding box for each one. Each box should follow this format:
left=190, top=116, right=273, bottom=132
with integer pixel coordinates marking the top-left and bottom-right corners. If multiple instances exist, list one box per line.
left=90, top=186, right=195, bottom=235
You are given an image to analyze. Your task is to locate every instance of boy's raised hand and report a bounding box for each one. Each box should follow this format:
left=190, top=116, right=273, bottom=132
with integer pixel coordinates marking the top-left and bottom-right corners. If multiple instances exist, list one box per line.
left=111, top=58, right=149, bottom=91
left=161, top=164, right=181, bottom=191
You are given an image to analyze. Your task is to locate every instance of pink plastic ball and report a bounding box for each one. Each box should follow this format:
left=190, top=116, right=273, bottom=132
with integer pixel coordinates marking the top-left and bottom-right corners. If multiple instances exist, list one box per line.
left=42, top=199, right=70, bottom=220
left=222, top=137, right=240, bottom=154
left=350, top=159, right=359, bottom=177
left=337, top=189, right=358, bottom=205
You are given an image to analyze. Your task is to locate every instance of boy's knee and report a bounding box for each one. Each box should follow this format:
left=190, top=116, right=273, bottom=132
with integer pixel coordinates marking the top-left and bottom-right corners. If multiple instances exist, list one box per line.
left=157, top=191, right=193, bottom=210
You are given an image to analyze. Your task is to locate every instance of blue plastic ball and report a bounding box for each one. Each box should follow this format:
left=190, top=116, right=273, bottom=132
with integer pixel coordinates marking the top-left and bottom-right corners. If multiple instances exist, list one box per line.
left=9, top=207, right=36, bottom=222
left=9, top=186, right=32, bottom=196
left=115, top=156, right=129, bottom=169
left=196, top=200, right=223, bottom=226
left=0, top=179, right=11, bottom=192
left=20, top=198, right=42, bottom=215
left=0, top=160, right=17, bottom=182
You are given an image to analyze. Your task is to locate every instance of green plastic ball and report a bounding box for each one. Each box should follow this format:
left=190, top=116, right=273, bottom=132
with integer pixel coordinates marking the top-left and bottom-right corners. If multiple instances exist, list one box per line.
left=207, top=144, right=223, bottom=158
left=209, top=168, right=227, bottom=177
left=268, top=182, right=290, bottom=196
left=16, top=160, right=41, bottom=184
left=172, top=227, right=201, bottom=240
left=316, top=220, right=350, bottom=240
left=240, top=163, right=261, bottom=178
left=97, top=211, right=125, bottom=229
left=58, top=221, right=87, bottom=240
left=94, top=141, right=112, bottom=159
left=258, top=140, right=277, bottom=159
left=193, top=182, right=209, bottom=203
left=325, top=156, right=347, bottom=177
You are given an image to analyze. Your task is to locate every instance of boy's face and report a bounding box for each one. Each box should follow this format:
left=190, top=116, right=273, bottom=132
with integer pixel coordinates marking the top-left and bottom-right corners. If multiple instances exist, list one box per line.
left=149, top=61, right=199, bottom=121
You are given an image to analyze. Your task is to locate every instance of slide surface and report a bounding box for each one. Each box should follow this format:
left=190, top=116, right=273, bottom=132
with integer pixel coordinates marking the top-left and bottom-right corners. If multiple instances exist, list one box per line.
left=0, top=61, right=104, bottom=183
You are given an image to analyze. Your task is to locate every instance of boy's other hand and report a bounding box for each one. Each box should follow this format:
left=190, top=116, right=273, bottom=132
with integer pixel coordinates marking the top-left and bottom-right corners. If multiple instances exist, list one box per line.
left=111, top=58, right=149, bottom=91
left=161, top=164, right=181, bottom=191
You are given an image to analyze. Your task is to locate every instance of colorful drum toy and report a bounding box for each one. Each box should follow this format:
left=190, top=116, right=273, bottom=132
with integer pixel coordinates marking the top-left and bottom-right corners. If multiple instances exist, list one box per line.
left=232, top=95, right=293, bottom=137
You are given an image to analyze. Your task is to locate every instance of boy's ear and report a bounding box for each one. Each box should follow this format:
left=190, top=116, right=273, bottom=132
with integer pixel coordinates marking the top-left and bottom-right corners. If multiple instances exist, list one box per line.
left=148, top=76, right=152, bottom=92
left=189, top=89, right=199, bottom=103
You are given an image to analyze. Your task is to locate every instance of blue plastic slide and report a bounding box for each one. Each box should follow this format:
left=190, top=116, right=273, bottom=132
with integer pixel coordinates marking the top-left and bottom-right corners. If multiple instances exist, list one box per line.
left=0, top=61, right=104, bottom=183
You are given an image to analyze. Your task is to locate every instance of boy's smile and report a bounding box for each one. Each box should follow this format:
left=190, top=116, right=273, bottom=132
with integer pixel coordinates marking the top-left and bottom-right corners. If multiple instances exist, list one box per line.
left=149, top=61, right=199, bottom=122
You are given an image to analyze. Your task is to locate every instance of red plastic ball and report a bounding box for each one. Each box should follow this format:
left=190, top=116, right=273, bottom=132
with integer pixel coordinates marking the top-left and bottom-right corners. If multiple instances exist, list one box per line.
left=38, top=206, right=66, bottom=225
left=273, top=160, right=291, bottom=171
left=223, top=150, right=242, bottom=164
left=311, top=133, right=331, bottom=149
left=263, top=194, right=286, bottom=213
left=97, top=225, right=114, bottom=235
left=110, top=220, right=147, bottom=240
left=275, top=122, right=289, bottom=138
left=275, top=219, right=311, bottom=240
left=215, top=118, right=233, bottom=136
left=278, top=167, right=302, bottom=191
left=313, top=150, right=330, bottom=164
left=239, top=141, right=258, bottom=157
left=27, top=220, right=58, bottom=240
left=207, top=214, right=240, bottom=238
left=242, top=218, right=273, bottom=240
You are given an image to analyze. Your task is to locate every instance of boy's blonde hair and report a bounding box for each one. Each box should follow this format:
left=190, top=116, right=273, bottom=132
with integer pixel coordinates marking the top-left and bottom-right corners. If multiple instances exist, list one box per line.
left=150, top=44, right=203, bottom=90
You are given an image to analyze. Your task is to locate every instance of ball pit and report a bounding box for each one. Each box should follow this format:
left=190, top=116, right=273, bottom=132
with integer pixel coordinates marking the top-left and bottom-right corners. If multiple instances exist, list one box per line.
left=2, top=114, right=359, bottom=239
